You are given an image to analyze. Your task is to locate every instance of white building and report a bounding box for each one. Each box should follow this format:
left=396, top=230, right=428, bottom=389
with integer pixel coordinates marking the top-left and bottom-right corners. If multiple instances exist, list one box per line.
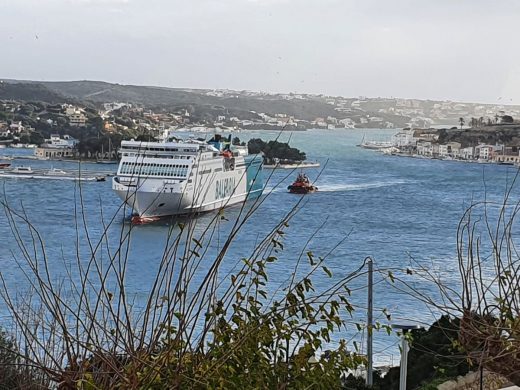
left=392, top=129, right=416, bottom=147
left=416, top=141, right=432, bottom=156
left=48, top=134, right=78, bottom=148
left=9, top=121, right=25, bottom=133
left=339, top=118, right=356, bottom=128
left=475, top=144, right=495, bottom=160
left=460, top=147, right=475, bottom=160
left=65, top=106, right=87, bottom=127
left=438, top=142, right=461, bottom=158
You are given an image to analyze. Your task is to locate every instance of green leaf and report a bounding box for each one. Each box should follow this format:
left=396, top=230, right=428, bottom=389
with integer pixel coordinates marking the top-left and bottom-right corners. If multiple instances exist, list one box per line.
left=388, top=271, right=395, bottom=283
left=322, top=266, right=332, bottom=278
left=307, top=251, right=315, bottom=266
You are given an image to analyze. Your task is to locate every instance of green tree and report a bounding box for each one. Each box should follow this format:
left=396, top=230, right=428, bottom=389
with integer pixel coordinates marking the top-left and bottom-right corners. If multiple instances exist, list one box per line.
left=247, top=138, right=306, bottom=163
left=0, top=328, right=46, bottom=388
left=459, top=117, right=465, bottom=129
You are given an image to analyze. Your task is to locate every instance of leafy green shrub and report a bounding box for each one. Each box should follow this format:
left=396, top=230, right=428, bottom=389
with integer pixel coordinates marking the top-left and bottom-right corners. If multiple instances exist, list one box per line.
left=0, top=327, right=47, bottom=389
left=1, top=178, right=373, bottom=389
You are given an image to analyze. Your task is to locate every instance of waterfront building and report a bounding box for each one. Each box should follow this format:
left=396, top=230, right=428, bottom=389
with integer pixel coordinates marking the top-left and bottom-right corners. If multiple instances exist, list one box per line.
left=493, top=152, right=520, bottom=164
left=431, top=144, right=440, bottom=158
left=475, top=144, right=495, bottom=160
left=35, top=146, right=78, bottom=159
left=35, top=134, right=79, bottom=159
left=460, top=147, right=475, bottom=160
left=47, top=134, right=78, bottom=148
left=492, top=146, right=520, bottom=164
left=438, top=142, right=461, bottom=158
left=392, top=129, right=416, bottom=147
left=416, top=141, right=432, bottom=156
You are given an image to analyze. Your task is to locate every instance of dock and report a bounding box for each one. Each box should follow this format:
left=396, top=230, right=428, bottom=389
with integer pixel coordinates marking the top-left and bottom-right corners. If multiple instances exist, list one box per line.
left=264, top=161, right=321, bottom=169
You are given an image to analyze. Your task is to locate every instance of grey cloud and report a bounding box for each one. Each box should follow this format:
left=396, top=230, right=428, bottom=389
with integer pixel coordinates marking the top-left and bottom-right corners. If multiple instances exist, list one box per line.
left=0, top=0, right=518, bottom=103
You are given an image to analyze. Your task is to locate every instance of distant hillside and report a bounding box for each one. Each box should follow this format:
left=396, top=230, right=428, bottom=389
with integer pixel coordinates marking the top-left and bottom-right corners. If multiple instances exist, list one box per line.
left=0, top=82, right=68, bottom=103
left=38, top=80, right=342, bottom=121
left=42, top=81, right=204, bottom=105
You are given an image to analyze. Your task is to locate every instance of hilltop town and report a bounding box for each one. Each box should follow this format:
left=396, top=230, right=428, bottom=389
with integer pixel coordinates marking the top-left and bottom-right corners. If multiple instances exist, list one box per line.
left=1, top=79, right=520, bottom=160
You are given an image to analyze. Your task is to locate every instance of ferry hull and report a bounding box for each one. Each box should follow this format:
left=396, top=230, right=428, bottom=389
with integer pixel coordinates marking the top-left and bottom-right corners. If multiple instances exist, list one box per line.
left=114, top=181, right=263, bottom=218
left=112, top=137, right=263, bottom=219
left=113, top=154, right=263, bottom=218
left=113, top=185, right=193, bottom=217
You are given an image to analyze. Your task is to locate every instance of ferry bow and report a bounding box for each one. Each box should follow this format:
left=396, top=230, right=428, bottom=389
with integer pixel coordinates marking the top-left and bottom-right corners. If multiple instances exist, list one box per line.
left=112, top=135, right=263, bottom=219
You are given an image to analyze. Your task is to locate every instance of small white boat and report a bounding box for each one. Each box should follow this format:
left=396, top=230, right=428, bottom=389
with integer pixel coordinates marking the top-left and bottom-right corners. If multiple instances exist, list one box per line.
left=12, top=166, right=33, bottom=174
left=45, top=168, right=67, bottom=176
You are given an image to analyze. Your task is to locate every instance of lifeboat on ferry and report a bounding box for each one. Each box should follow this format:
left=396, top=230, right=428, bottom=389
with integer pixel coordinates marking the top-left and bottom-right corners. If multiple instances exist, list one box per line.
left=287, top=173, right=318, bottom=194
left=221, top=150, right=233, bottom=159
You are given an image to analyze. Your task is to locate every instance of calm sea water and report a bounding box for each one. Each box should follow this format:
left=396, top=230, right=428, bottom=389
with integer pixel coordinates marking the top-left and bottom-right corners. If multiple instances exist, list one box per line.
left=1, top=129, right=518, bottom=364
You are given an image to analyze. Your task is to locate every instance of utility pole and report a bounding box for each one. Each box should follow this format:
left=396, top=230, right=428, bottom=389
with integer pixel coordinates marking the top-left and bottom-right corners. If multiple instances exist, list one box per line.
left=392, top=324, right=421, bottom=390
left=366, top=258, right=373, bottom=387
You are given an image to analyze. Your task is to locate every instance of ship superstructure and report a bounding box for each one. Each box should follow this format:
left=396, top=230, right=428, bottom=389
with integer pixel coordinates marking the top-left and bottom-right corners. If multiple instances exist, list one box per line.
left=112, top=135, right=263, bottom=219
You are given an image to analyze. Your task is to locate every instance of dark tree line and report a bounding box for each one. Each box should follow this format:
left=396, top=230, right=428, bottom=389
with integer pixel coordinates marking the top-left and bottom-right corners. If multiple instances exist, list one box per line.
left=246, top=138, right=306, bottom=163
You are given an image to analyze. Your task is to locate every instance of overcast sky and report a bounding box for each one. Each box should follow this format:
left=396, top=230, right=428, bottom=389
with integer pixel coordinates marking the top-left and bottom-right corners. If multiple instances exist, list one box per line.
left=1, top=0, right=519, bottom=103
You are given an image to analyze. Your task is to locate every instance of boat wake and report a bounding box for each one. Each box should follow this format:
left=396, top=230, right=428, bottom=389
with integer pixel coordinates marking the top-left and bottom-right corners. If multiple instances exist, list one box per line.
left=318, top=180, right=408, bottom=192
left=264, top=179, right=409, bottom=194
left=263, top=185, right=286, bottom=194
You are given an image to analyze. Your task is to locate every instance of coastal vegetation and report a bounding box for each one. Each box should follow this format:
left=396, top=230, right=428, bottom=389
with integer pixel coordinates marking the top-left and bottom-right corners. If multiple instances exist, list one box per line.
left=388, top=179, right=520, bottom=387
left=246, top=138, right=307, bottom=163
left=422, top=123, right=520, bottom=148
left=0, top=179, right=379, bottom=389
left=3, top=82, right=520, bottom=388
left=342, top=316, right=471, bottom=389
left=1, top=166, right=519, bottom=389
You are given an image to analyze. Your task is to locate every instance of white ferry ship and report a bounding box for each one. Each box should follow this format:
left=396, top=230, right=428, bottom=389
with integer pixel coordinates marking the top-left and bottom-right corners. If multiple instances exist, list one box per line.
left=112, top=135, right=263, bottom=220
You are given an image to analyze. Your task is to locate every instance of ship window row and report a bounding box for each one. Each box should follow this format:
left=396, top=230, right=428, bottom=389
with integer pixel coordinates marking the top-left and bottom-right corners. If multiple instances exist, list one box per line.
left=119, top=162, right=189, bottom=177
left=122, top=146, right=186, bottom=152
left=122, top=152, right=194, bottom=160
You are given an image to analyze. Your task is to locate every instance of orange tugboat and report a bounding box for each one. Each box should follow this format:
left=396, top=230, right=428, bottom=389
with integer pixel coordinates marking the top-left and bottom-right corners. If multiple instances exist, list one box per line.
left=287, top=173, right=318, bottom=194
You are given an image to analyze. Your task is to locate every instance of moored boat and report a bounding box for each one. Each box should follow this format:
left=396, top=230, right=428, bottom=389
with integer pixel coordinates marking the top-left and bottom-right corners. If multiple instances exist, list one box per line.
left=45, top=168, right=67, bottom=176
left=12, top=166, right=33, bottom=174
